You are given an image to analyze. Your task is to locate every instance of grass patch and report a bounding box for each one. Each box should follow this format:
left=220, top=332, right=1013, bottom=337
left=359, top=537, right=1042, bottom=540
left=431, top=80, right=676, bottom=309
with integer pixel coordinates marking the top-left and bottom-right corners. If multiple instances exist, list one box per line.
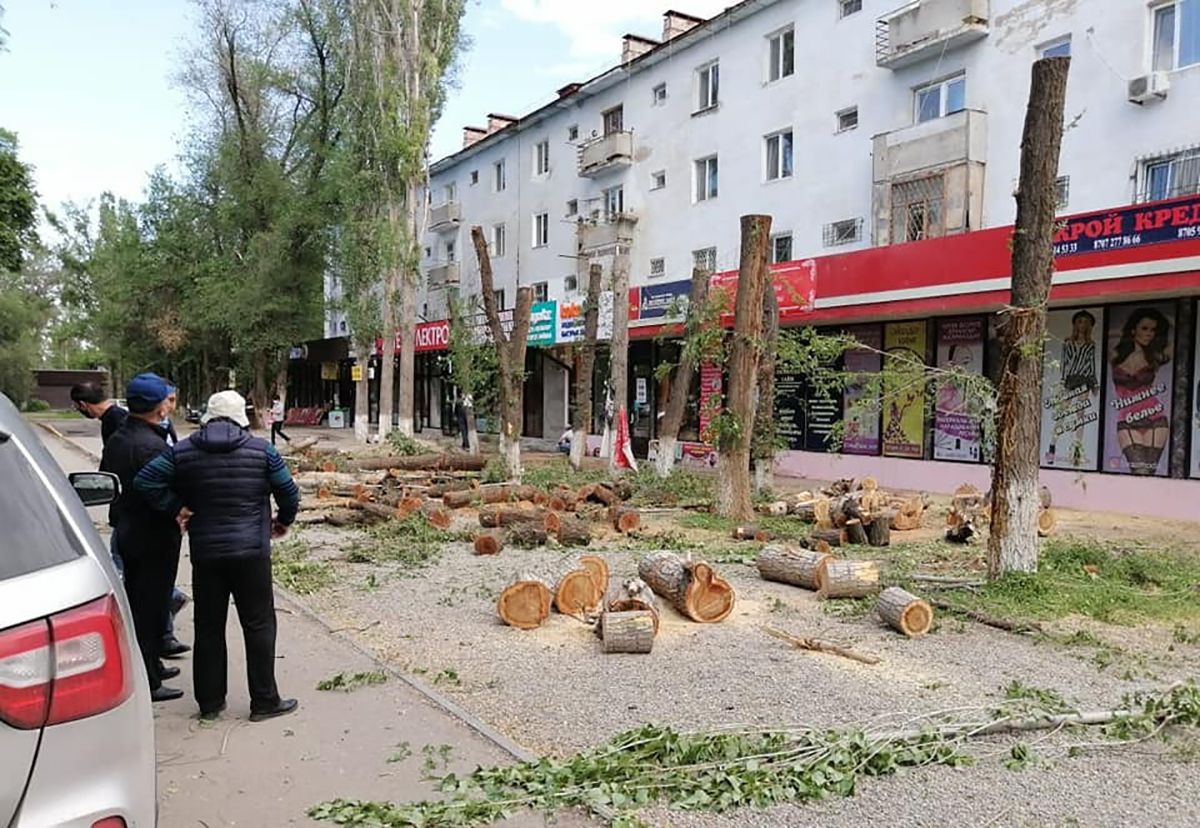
left=628, top=467, right=715, bottom=508
left=345, top=515, right=461, bottom=570
left=273, top=538, right=335, bottom=595
left=522, top=459, right=610, bottom=490
left=317, top=670, right=388, bottom=692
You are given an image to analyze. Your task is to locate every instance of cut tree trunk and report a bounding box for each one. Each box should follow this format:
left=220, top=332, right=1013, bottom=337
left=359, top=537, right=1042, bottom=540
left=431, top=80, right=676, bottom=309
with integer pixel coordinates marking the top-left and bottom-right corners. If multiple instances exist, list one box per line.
left=987, top=56, right=1071, bottom=580
left=716, top=215, right=772, bottom=522
left=577, top=554, right=610, bottom=599
left=732, top=525, right=768, bottom=542
left=422, top=505, right=452, bottom=530
left=556, top=516, right=592, bottom=547
left=612, top=506, right=641, bottom=534
left=588, top=484, right=619, bottom=507
left=356, top=454, right=487, bottom=472
left=809, top=527, right=843, bottom=548
left=604, top=578, right=660, bottom=633
left=553, top=560, right=603, bottom=616
left=638, top=551, right=735, bottom=623
left=876, top=587, right=934, bottom=637
left=570, top=262, right=603, bottom=472
left=599, top=611, right=656, bottom=654
left=505, top=523, right=549, bottom=548
left=608, top=252, right=631, bottom=472
left=479, top=506, right=547, bottom=529
left=817, top=560, right=881, bottom=599
left=473, top=531, right=503, bottom=556
left=844, top=519, right=869, bottom=546
left=760, top=501, right=789, bottom=517
left=751, top=283, right=780, bottom=494
left=655, top=266, right=712, bottom=477
left=497, top=573, right=553, bottom=630
left=1037, top=507, right=1058, bottom=537
left=865, top=512, right=894, bottom=547
left=756, top=545, right=832, bottom=591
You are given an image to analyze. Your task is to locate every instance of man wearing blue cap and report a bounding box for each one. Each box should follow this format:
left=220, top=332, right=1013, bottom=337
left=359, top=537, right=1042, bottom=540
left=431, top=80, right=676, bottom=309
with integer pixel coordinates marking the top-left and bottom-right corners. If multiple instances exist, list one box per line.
left=100, top=372, right=185, bottom=702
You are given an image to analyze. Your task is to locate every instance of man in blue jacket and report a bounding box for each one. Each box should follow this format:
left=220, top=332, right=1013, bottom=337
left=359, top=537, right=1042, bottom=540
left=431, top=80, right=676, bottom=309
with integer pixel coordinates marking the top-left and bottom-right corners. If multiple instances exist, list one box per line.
left=136, top=390, right=301, bottom=722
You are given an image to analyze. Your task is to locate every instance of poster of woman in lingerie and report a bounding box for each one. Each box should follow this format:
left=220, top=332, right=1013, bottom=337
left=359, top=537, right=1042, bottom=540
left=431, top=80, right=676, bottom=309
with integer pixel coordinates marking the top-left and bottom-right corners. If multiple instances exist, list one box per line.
left=1103, top=303, right=1175, bottom=476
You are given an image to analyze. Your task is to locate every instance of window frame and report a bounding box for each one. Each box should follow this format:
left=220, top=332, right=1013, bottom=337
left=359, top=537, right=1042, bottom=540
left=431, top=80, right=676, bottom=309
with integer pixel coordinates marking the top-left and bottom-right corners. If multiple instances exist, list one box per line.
left=766, top=26, right=795, bottom=83
left=764, top=129, right=795, bottom=182
left=534, top=139, right=550, bottom=176
left=914, top=74, right=966, bottom=123
left=652, top=82, right=668, bottom=105
left=695, top=61, right=720, bottom=113
left=1140, top=148, right=1200, bottom=201
left=533, top=212, right=550, bottom=248
left=649, top=257, right=666, bottom=279
left=566, top=199, right=578, bottom=217
left=650, top=170, right=667, bottom=190
left=602, top=106, right=624, bottom=136
left=1039, top=35, right=1072, bottom=58
left=602, top=185, right=625, bottom=218
left=693, top=155, right=719, bottom=202
left=823, top=218, right=864, bottom=247
left=491, top=223, right=506, bottom=258
left=532, top=281, right=549, bottom=304
left=840, top=0, right=863, bottom=17
left=493, top=289, right=506, bottom=311
left=567, top=124, right=579, bottom=142
left=692, top=247, right=717, bottom=274
left=445, top=238, right=456, bottom=263
left=770, top=232, right=793, bottom=264
left=469, top=170, right=479, bottom=186
left=836, top=106, right=859, bottom=132
left=493, top=159, right=507, bottom=192
left=443, top=182, right=457, bottom=203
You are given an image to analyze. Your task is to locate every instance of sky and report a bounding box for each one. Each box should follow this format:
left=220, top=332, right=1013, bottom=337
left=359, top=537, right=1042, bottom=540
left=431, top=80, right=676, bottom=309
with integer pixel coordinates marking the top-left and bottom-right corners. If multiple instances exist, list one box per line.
left=0, top=0, right=732, bottom=218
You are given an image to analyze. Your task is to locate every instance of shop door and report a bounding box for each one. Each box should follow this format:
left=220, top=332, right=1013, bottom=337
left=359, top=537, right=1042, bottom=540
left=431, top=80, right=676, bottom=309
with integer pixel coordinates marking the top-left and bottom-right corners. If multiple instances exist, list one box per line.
left=523, top=350, right=544, bottom=439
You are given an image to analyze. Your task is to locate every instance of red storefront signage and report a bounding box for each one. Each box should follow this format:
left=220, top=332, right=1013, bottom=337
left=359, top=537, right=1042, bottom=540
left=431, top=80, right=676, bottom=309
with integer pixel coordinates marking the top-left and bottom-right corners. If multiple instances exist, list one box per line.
left=414, top=319, right=451, bottom=353
left=710, top=260, right=817, bottom=325
left=1053, top=194, right=1200, bottom=256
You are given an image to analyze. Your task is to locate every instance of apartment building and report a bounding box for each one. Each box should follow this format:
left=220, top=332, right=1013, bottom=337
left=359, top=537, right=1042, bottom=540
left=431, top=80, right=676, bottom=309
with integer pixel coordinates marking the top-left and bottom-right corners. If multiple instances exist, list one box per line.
left=321, top=0, right=1200, bottom=517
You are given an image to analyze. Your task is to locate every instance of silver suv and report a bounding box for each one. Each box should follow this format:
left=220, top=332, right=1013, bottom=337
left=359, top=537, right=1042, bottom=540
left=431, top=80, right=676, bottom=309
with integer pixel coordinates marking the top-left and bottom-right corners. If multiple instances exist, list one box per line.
left=0, top=394, right=156, bottom=827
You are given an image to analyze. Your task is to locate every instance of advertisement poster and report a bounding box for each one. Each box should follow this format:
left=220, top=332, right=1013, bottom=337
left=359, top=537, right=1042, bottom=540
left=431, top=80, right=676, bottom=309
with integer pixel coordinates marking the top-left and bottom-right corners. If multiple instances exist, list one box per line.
left=1052, top=193, right=1200, bottom=258
left=1102, top=302, right=1175, bottom=476
left=882, top=321, right=927, bottom=459
left=1193, top=300, right=1200, bottom=479
left=1040, top=307, right=1104, bottom=471
left=775, top=372, right=806, bottom=451
left=698, top=362, right=723, bottom=440
left=556, top=291, right=615, bottom=344
left=804, top=387, right=841, bottom=452
left=933, top=317, right=984, bottom=462
left=843, top=325, right=882, bottom=456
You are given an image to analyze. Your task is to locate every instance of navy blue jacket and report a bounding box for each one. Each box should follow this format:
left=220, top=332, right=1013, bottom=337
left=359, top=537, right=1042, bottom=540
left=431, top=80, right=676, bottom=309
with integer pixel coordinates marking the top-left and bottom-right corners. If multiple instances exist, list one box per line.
left=134, top=419, right=300, bottom=564
left=99, top=416, right=181, bottom=555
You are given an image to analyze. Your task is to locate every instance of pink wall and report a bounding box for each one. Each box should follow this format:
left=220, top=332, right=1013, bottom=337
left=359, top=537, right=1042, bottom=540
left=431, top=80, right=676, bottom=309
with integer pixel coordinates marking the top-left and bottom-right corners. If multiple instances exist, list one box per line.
left=774, top=451, right=1200, bottom=522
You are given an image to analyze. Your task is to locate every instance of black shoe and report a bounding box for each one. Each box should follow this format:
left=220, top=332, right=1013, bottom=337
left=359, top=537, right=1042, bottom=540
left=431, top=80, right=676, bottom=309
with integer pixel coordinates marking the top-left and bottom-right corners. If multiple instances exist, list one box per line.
left=151, top=685, right=185, bottom=703
left=170, top=591, right=190, bottom=616
left=249, top=698, right=298, bottom=722
left=199, top=702, right=227, bottom=721
left=159, top=664, right=181, bottom=680
left=161, top=636, right=191, bottom=658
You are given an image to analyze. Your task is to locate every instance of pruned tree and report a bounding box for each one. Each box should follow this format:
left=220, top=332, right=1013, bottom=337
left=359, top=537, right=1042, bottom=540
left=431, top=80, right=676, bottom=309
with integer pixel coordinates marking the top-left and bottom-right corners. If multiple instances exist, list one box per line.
left=654, top=267, right=712, bottom=478
left=569, top=262, right=603, bottom=471
left=446, top=288, right=497, bottom=454
left=988, top=56, right=1071, bottom=578
left=606, top=251, right=631, bottom=469
left=751, top=285, right=780, bottom=493
left=471, top=225, right=533, bottom=480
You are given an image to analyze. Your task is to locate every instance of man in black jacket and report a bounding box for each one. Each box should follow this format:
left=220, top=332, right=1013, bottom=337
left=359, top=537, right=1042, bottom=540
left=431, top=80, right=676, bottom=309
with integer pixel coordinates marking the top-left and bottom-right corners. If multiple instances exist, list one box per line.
left=136, top=390, right=301, bottom=722
left=99, top=372, right=184, bottom=703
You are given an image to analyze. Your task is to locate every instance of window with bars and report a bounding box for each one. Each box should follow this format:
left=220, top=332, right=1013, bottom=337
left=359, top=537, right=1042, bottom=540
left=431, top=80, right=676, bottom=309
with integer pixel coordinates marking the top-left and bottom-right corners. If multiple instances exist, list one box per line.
left=602, top=106, right=624, bottom=136
left=891, top=175, right=945, bottom=242
left=692, top=247, right=717, bottom=273
left=650, top=257, right=666, bottom=278
left=840, top=0, right=863, bottom=17
left=1055, top=176, right=1071, bottom=210
left=823, top=218, right=864, bottom=247
left=771, top=233, right=793, bottom=263
left=1141, top=150, right=1200, bottom=202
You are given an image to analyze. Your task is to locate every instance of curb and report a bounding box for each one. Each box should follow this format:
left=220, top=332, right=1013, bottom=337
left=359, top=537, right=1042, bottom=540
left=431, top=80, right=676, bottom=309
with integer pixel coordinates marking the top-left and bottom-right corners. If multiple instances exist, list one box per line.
left=35, top=420, right=102, bottom=463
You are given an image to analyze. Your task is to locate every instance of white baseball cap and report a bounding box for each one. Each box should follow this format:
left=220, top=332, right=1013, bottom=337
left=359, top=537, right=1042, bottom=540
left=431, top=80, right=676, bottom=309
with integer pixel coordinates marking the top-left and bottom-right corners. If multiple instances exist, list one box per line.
left=202, top=390, right=250, bottom=428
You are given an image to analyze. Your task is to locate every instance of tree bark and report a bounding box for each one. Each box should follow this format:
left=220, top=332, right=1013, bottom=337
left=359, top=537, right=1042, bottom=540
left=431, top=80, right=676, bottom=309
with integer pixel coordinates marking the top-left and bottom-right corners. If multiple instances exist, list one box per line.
left=655, top=267, right=711, bottom=478
left=752, top=287, right=780, bottom=493
left=570, top=263, right=603, bottom=471
left=378, top=226, right=397, bottom=440
left=817, top=560, right=881, bottom=599
left=987, top=57, right=1071, bottom=580
left=599, top=611, right=656, bottom=654
left=717, top=215, right=772, bottom=522
left=354, top=344, right=371, bottom=442
left=607, top=251, right=631, bottom=470
left=637, top=551, right=735, bottom=624
left=396, top=184, right=420, bottom=438
left=756, top=545, right=832, bottom=591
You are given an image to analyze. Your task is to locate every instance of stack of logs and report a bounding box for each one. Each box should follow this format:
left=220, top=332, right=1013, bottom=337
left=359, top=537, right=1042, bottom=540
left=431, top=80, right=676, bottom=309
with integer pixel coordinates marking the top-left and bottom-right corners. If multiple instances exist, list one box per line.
left=497, top=551, right=736, bottom=654
left=746, top=478, right=926, bottom=548
left=944, top=483, right=1056, bottom=544
left=465, top=481, right=641, bottom=555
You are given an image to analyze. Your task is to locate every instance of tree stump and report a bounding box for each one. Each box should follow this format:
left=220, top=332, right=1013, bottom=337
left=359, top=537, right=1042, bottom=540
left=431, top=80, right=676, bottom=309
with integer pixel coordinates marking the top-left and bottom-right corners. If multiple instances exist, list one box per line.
left=612, top=506, right=641, bottom=534
left=604, top=577, right=660, bottom=633
left=1037, top=507, right=1057, bottom=537
left=578, top=555, right=610, bottom=600
left=473, top=531, right=503, bottom=556
left=556, top=516, right=592, bottom=547
left=756, top=545, right=832, bottom=590
left=505, top=523, right=548, bottom=548
left=876, top=587, right=933, bottom=637
left=844, top=519, right=869, bottom=546
left=816, top=560, right=881, bottom=599
left=497, top=573, right=552, bottom=629
left=599, top=610, right=655, bottom=654
left=865, top=511, right=894, bottom=547
left=638, top=552, right=735, bottom=623
left=732, top=525, right=769, bottom=542
left=553, top=560, right=602, bottom=616
left=809, top=527, right=843, bottom=548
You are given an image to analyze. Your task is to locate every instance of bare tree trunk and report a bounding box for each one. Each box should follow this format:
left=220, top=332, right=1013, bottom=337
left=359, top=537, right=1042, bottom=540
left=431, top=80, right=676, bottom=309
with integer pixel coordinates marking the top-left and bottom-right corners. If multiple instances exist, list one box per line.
left=988, top=56, right=1071, bottom=579
left=378, top=240, right=397, bottom=440
left=753, top=287, right=780, bottom=493
left=251, top=351, right=270, bottom=430
left=465, top=405, right=480, bottom=454
left=570, top=262, right=603, bottom=471
left=472, top=225, right=533, bottom=481
left=354, top=345, right=371, bottom=442
left=396, top=271, right=416, bottom=436
left=655, top=267, right=711, bottom=478
left=608, top=250, right=631, bottom=470
left=717, top=215, right=772, bottom=522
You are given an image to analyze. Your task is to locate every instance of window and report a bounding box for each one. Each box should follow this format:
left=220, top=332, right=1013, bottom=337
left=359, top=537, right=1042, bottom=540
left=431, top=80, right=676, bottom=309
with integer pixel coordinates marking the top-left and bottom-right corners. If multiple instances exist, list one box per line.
left=650, top=257, right=666, bottom=278
left=444, top=182, right=457, bottom=202
left=652, top=83, right=668, bottom=104
left=493, top=289, right=506, bottom=310
left=692, top=247, right=717, bottom=273
left=602, top=185, right=624, bottom=217
left=602, top=106, right=624, bottom=136
left=532, top=281, right=549, bottom=303
left=1040, top=36, right=1072, bottom=58
left=533, top=212, right=549, bottom=247
left=651, top=170, right=667, bottom=190
left=891, top=175, right=945, bottom=242
left=765, top=130, right=794, bottom=181
left=767, top=27, right=795, bottom=82
left=840, top=0, right=863, bottom=16
left=836, top=106, right=859, bottom=132
left=564, top=275, right=578, bottom=293
left=696, top=61, right=719, bottom=111
left=694, top=155, right=719, bottom=202
left=445, top=239, right=456, bottom=263
left=470, top=170, right=479, bottom=186
left=566, top=199, right=578, bottom=217
left=1055, top=175, right=1071, bottom=210
left=771, top=233, right=793, bottom=263
left=494, top=159, right=507, bottom=191
left=915, top=75, right=966, bottom=123
left=0, top=439, right=87, bottom=581
left=1141, top=149, right=1200, bottom=201
left=823, top=218, right=864, bottom=246
left=424, top=246, right=431, bottom=258
left=534, top=140, right=550, bottom=175
left=1153, top=1, right=1200, bottom=71
left=567, top=124, right=579, bottom=141
left=491, top=224, right=506, bottom=258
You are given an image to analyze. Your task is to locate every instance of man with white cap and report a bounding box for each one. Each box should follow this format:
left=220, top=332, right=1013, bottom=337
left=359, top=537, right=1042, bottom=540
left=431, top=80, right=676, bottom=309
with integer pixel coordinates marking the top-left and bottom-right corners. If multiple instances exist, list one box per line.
left=135, top=390, right=301, bottom=722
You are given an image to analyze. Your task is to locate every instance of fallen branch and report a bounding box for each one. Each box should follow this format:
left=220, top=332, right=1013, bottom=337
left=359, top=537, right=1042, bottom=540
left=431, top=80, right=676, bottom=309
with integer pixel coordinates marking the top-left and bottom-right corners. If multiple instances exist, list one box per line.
left=928, top=599, right=1043, bottom=634
left=763, top=625, right=881, bottom=665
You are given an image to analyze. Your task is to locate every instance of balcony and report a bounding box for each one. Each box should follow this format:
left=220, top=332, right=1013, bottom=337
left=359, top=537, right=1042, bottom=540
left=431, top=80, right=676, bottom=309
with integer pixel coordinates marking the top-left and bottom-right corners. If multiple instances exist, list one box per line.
left=875, top=0, right=989, bottom=69
left=579, top=212, right=639, bottom=253
left=578, top=131, right=634, bottom=178
left=426, top=261, right=460, bottom=288
left=872, top=108, right=987, bottom=182
left=428, top=200, right=462, bottom=232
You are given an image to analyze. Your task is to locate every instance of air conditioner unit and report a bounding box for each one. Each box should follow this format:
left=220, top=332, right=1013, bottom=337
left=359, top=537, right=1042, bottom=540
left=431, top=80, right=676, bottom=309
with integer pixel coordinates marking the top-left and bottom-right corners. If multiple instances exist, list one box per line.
left=1128, top=72, right=1170, bottom=104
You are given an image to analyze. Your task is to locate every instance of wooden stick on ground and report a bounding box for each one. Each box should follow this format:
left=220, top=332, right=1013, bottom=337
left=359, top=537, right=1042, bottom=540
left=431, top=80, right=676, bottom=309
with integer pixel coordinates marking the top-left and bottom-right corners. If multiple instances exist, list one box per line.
left=928, top=598, right=1044, bottom=634
left=762, top=625, right=880, bottom=665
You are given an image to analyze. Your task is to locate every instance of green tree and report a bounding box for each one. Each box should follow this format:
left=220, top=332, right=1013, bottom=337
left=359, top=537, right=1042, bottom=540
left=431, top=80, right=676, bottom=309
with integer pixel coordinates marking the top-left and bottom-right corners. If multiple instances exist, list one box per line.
left=0, top=128, right=44, bottom=405
left=0, top=129, right=37, bottom=273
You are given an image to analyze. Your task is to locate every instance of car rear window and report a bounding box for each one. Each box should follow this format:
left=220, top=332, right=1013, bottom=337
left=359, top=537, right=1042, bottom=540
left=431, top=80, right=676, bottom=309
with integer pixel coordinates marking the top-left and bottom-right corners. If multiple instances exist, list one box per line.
left=0, top=436, right=85, bottom=580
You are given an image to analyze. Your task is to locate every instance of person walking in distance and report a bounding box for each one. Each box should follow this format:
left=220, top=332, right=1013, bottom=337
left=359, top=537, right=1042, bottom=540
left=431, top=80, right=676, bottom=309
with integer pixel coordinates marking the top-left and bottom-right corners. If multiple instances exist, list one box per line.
left=100, top=373, right=185, bottom=703
left=136, top=390, right=301, bottom=722
left=269, top=395, right=290, bottom=446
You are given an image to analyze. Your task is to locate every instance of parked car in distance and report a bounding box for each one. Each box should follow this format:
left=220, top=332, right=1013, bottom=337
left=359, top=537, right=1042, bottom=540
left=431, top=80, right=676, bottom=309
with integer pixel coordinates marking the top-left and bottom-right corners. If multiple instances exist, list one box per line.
left=0, top=393, right=156, bottom=827
left=185, top=398, right=255, bottom=425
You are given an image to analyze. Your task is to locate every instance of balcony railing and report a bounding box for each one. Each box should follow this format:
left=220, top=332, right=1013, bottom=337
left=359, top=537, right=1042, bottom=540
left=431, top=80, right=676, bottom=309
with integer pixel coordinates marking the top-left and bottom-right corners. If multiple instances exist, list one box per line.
left=875, top=0, right=989, bottom=69
left=578, top=131, right=634, bottom=178
left=427, top=261, right=460, bottom=288
left=579, top=211, right=639, bottom=252
left=428, top=201, right=462, bottom=232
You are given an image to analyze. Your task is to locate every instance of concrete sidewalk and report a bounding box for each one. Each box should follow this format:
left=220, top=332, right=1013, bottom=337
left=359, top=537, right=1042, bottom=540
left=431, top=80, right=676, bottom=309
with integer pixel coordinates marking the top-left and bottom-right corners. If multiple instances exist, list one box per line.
left=38, top=422, right=596, bottom=827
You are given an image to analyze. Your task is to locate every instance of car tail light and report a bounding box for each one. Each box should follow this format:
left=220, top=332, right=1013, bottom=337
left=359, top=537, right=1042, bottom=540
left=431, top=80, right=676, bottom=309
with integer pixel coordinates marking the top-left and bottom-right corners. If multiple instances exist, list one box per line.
left=92, top=818, right=127, bottom=828
left=0, top=595, right=133, bottom=730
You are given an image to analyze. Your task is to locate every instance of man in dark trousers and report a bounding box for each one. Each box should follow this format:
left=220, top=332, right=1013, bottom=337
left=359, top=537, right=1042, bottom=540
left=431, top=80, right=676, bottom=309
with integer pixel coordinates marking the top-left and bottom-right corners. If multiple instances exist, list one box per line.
left=99, top=372, right=184, bottom=703
left=136, top=390, right=300, bottom=722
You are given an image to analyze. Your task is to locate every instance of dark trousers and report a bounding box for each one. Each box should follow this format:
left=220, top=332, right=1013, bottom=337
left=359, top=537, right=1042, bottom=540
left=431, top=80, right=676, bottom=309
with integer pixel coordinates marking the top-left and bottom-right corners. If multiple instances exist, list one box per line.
left=270, top=422, right=289, bottom=445
left=193, top=555, right=281, bottom=714
left=121, top=535, right=181, bottom=691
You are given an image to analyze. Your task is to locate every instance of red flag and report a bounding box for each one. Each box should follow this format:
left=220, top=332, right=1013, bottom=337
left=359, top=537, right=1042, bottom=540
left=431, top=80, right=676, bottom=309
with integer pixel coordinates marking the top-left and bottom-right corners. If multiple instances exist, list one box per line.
left=612, top=406, right=638, bottom=471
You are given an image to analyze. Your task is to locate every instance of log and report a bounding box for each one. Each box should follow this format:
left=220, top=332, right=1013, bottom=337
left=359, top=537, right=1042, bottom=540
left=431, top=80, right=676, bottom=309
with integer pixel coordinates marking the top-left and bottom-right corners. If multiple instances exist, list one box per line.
left=944, top=508, right=975, bottom=544
left=604, top=578, right=660, bottom=633
left=790, top=501, right=817, bottom=521
left=578, top=555, right=610, bottom=600
left=295, top=471, right=385, bottom=488
left=809, top=527, right=843, bottom=548
left=588, top=484, right=620, bottom=507
left=817, top=560, right=881, bottom=599
left=599, top=611, right=656, bottom=654
left=423, top=504, right=452, bottom=530
left=732, top=525, right=768, bottom=542
left=543, top=510, right=563, bottom=535
left=638, top=552, right=735, bottom=623
left=395, top=496, right=425, bottom=519
left=1040, top=485, right=1053, bottom=510
left=759, top=501, right=789, bottom=517
left=876, top=587, right=934, bottom=637
left=505, top=523, right=549, bottom=548
left=575, top=483, right=597, bottom=502
left=1037, top=507, right=1058, bottom=537
left=443, top=489, right=479, bottom=509
left=547, top=487, right=578, bottom=511
left=553, top=560, right=602, bottom=616
left=290, top=436, right=320, bottom=453
left=756, top=545, right=832, bottom=591
left=347, top=500, right=405, bottom=522
left=357, top=453, right=488, bottom=472
left=497, top=573, right=552, bottom=630
left=865, top=512, right=894, bottom=547
left=555, top=516, right=592, bottom=547
left=844, top=519, right=869, bottom=546
left=859, top=476, right=878, bottom=493
left=813, top=499, right=833, bottom=529
left=610, top=480, right=635, bottom=501
left=763, top=625, right=881, bottom=665
left=479, top=506, right=546, bottom=529
left=473, top=531, right=503, bottom=556
left=612, top=506, right=641, bottom=534
left=324, top=509, right=369, bottom=528
left=831, top=496, right=863, bottom=529
left=427, top=480, right=473, bottom=498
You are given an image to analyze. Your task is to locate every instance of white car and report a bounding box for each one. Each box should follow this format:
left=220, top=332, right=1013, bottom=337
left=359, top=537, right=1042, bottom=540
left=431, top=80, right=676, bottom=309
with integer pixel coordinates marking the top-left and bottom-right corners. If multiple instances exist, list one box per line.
left=0, top=393, right=157, bottom=826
